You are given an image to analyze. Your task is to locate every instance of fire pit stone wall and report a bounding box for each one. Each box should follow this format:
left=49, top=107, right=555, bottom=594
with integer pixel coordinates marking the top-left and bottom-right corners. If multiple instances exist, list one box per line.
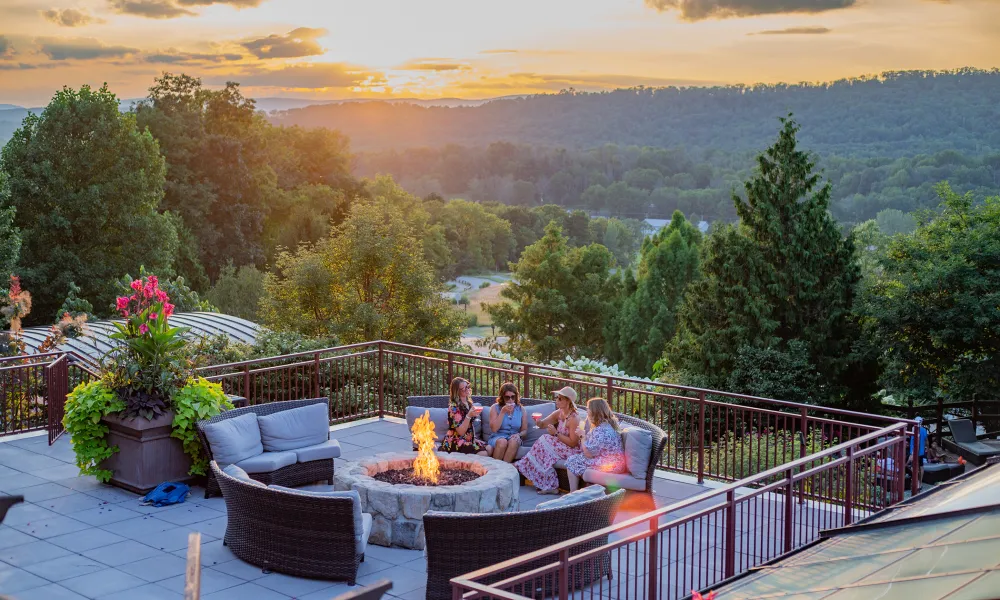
left=334, top=452, right=520, bottom=550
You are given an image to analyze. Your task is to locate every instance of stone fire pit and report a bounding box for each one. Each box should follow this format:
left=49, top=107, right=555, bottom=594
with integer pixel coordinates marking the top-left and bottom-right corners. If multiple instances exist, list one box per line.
left=334, top=452, right=520, bottom=550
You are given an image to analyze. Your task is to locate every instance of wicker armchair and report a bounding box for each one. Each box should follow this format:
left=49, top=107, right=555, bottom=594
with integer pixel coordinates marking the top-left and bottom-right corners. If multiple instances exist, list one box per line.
left=211, top=461, right=366, bottom=584
left=424, top=488, right=626, bottom=600
left=197, top=398, right=334, bottom=498
left=0, top=495, right=23, bottom=523
left=406, top=396, right=668, bottom=493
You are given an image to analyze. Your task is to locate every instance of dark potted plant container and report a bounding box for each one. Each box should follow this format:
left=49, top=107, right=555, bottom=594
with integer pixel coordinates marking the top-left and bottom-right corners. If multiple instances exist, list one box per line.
left=101, top=410, right=192, bottom=493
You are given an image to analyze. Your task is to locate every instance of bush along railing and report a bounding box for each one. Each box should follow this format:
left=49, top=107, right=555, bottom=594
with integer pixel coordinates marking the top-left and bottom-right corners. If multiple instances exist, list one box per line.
left=450, top=422, right=910, bottom=600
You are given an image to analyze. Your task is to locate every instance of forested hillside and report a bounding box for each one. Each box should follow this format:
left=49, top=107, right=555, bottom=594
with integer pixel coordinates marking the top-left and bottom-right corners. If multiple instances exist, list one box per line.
left=272, top=69, right=1000, bottom=156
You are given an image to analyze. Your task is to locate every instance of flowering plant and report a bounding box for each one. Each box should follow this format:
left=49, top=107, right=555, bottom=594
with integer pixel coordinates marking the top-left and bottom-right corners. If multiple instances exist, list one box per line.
left=108, top=275, right=189, bottom=419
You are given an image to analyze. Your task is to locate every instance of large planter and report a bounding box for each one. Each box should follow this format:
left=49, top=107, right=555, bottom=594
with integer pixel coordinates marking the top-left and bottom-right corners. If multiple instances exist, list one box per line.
left=100, top=411, right=192, bottom=494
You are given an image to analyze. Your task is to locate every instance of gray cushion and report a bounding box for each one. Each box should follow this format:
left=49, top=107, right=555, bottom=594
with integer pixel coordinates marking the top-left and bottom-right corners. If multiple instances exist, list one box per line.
left=222, top=463, right=265, bottom=488
left=537, top=484, right=605, bottom=509
left=257, top=403, right=330, bottom=452
left=269, top=485, right=367, bottom=554
left=235, top=450, right=297, bottom=473
left=202, top=413, right=263, bottom=465
left=405, top=406, right=450, bottom=445
left=621, top=427, right=653, bottom=479
left=294, top=439, right=341, bottom=462
left=583, top=469, right=647, bottom=491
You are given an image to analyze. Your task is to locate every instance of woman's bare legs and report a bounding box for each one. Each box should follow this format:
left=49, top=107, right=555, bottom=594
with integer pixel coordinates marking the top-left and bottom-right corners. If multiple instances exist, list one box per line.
left=502, top=436, right=521, bottom=462
left=492, top=438, right=509, bottom=461
left=567, top=471, right=581, bottom=492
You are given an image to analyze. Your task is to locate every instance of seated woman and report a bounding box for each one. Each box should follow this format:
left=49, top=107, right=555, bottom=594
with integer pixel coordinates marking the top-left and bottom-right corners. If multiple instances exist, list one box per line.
left=488, top=382, right=528, bottom=462
left=566, top=398, right=627, bottom=492
left=515, top=386, right=582, bottom=494
left=439, top=377, right=490, bottom=455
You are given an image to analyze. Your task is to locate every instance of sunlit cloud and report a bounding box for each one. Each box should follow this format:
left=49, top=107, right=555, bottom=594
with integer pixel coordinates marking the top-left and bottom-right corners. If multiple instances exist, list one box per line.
left=752, top=26, right=832, bottom=35
left=41, top=8, right=105, bottom=27
left=143, top=48, right=244, bottom=64
left=397, top=60, right=470, bottom=72
left=38, top=37, right=139, bottom=60
left=108, top=0, right=264, bottom=19
left=210, top=62, right=387, bottom=90
left=242, top=27, right=326, bottom=59
left=645, top=0, right=855, bottom=21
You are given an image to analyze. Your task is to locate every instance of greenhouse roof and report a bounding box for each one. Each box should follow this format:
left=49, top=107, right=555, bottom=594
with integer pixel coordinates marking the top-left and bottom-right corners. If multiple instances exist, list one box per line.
left=12, top=311, right=261, bottom=362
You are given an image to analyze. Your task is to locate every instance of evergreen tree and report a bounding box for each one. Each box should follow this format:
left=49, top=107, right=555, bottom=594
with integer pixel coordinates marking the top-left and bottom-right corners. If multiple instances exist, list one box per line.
left=606, top=211, right=701, bottom=376
left=668, top=117, right=859, bottom=403
left=486, top=223, right=618, bottom=361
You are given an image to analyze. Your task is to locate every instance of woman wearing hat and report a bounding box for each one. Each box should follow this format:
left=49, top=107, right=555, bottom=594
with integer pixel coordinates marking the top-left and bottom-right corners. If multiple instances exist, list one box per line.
left=514, top=386, right=583, bottom=494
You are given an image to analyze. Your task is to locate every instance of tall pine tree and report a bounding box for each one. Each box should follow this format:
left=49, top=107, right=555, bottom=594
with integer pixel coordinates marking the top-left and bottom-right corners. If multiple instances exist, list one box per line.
left=606, top=211, right=701, bottom=377
left=668, top=117, right=859, bottom=403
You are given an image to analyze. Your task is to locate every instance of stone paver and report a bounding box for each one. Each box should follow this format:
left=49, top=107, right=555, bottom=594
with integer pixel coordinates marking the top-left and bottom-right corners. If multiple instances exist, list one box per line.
left=1, top=418, right=736, bottom=599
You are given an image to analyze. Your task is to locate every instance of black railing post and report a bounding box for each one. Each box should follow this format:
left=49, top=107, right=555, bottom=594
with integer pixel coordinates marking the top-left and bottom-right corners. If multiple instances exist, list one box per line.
left=312, top=352, right=320, bottom=399
left=843, top=446, right=854, bottom=526
left=725, top=490, right=737, bottom=578
left=698, top=392, right=706, bottom=483
left=647, top=516, right=659, bottom=598
left=784, top=468, right=794, bottom=553
left=522, top=364, right=530, bottom=399
left=242, top=366, right=250, bottom=403
left=378, top=342, right=385, bottom=419
left=910, top=422, right=920, bottom=497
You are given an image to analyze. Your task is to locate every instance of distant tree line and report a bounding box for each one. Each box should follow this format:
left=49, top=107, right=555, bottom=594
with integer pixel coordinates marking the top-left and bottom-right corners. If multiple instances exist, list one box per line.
left=356, top=142, right=1000, bottom=226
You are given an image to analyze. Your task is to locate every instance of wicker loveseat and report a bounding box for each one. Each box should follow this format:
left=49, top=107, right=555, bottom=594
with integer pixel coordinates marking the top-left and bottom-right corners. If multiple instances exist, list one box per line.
left=407, top=396, right=668, bottom=493
left=210, top=461, right=370, bottom=583
left=197, top=398, right=339, bottom=498
left=424, top=488, right=626, bottom=600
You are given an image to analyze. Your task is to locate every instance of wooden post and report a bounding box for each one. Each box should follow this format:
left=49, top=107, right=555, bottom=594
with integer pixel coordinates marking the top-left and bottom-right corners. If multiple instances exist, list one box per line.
left=697, top=392, right=706, bottom=484
left=522, top=364, right=530, bottom=399
left=558, top=548, right=569, bottom=600
left=184, top=532, right=201, bottom=600
left=606, top=377, right=614, bottom=410
left=312, top=352, right=320, bottom=399
left=647, top=516, right=660, bottom=598
left=447, top=354, right=454, bottom=388
left=784, top=468, right=794, bottom=553
left=242, top=366, right=250, bottom=403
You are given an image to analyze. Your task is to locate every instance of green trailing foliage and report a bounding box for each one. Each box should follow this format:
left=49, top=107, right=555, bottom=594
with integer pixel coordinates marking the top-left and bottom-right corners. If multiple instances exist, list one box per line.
left=171, top=378, right=234, bottom=476
left=63, top=380, right=125, bottom=482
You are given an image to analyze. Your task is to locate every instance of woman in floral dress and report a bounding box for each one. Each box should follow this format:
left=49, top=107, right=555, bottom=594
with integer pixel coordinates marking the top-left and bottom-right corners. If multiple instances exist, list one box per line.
left=566, top=398, right=627, bottom=491
left=515, top=386, right=582, bottom=494
left=439, top=377, right=490, bottom=455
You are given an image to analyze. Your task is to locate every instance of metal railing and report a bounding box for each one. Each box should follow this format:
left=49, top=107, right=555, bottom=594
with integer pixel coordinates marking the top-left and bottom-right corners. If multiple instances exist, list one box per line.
left=196, top=341, right=915, bottom=486
left=450, top=422, right=910, bottom=600
left=1, top=351, right=96, bottom=443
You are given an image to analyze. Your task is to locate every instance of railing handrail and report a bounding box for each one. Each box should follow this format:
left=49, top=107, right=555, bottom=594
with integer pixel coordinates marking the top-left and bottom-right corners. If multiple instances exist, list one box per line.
left=451, top=420, right=908, bottom=588
left=193, top=340, right=915, bottom=427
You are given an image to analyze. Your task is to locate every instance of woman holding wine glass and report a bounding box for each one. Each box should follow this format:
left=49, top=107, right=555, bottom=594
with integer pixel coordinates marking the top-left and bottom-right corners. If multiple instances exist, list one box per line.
left=439, top=377, right=491, bottom=455
left=487, top=382, right=529, bottom=462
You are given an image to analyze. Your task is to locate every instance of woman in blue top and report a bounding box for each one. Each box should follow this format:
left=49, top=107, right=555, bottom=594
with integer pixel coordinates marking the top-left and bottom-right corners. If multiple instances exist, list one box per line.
left=487, top=382, right=528, bottom=462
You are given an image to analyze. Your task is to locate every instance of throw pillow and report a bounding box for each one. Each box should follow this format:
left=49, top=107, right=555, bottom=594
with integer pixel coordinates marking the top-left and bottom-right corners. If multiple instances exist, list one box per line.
left=537, top=484, right=606, bottom=509
left=202, top=413, right=263, bottom=465
left=621, top=427, right=653, bottom=480
left=405, top=406, right=450, bottom=443
left=257, top=403, right=329, bottom=452
left=222, top=463, right=265, bottom=488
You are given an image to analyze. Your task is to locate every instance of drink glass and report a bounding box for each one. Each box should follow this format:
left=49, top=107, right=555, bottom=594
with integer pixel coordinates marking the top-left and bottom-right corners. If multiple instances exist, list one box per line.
left=472, top=402, right=483, bottom=415
left=532, top=412, right=543, bottom=423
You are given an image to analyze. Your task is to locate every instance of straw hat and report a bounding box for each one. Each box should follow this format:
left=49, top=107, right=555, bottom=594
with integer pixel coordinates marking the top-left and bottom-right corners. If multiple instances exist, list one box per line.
left=551, top=386, right=578, bottom=403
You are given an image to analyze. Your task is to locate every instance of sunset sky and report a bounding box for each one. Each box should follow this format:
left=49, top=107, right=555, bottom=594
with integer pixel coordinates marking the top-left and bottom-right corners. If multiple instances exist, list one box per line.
left=1, top=0, right=998, bottom=106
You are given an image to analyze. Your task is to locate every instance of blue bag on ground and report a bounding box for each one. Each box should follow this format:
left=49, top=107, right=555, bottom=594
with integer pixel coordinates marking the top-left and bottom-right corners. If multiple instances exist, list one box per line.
left=142, top=482, right=190, bottom=507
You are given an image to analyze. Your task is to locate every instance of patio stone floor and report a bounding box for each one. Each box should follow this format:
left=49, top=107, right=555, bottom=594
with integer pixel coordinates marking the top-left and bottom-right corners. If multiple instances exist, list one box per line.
left=0, top=418, right=775, bottom=600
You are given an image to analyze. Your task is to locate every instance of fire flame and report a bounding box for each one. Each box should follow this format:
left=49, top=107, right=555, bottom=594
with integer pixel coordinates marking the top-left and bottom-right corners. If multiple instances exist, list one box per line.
left=411, top=410, right=440, bottom=484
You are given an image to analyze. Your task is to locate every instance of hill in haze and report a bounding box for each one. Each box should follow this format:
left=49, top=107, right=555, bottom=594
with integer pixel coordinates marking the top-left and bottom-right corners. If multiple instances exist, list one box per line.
left=268, top=69, right=1000, bottom=157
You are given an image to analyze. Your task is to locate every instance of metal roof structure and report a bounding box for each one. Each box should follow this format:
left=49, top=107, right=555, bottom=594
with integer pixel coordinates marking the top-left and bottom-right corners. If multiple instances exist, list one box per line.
left=712, top=463, right=1000, bottom=600
left=12, top=312, right=262, bottom=362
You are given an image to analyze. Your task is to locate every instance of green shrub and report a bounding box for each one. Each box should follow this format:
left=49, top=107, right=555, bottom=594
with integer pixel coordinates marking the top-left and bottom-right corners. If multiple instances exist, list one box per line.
left=63, top=380, right=125, bottom=482
left=466, top=313, right=479, bottom=327
left=172, top=377, right=234, bottom=475
left=479, top=281, right=491, bottom=289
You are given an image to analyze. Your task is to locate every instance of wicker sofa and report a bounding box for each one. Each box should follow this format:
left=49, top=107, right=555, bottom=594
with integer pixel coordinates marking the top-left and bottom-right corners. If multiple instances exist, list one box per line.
left=407, top=396, right=668, bottom=493
left=424, top=488, right=626, bottom=600
left=197, top=398, right=340, bottom=498
left=210, top=461, right=371, bottom=583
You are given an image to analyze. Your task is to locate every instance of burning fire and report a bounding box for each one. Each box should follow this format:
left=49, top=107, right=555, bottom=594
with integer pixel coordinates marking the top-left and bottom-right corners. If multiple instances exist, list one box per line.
left=411, top=410, right=440, bottom=484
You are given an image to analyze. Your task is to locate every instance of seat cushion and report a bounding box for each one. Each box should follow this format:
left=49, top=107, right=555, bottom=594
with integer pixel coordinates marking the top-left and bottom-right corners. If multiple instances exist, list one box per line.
left=202, top=413, right=263, bottom=465
left=235, top=450, right=297, bottom=474
left=583, top=469, right=647, bottom=491
left=222, top=463, right=265, bottom=488
left=621, top=427, right=653, bottom=479
left=257, top=403, right=330, bottom=452
left=537, top=484, right=605, bottom=509
left=405, top=406, right=450, bottom=445
left=294, top=439, right=341, bottom=463
left=269, top=485, right=365, bottom=554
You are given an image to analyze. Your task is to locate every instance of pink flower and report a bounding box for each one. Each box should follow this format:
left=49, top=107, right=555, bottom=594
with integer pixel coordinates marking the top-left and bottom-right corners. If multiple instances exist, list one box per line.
left=116, top=297, right=129, bottom=311
left=149, top=312, right=158, bottom=321
left=130, top=280, right=142, bottom=291
left=155, top=290, right=168, bottom=302
left=163, top=303, right=175, bottom=317
left=139, top=323, right=149, bottom=334
left=148, top=275, right=158, bottom=287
